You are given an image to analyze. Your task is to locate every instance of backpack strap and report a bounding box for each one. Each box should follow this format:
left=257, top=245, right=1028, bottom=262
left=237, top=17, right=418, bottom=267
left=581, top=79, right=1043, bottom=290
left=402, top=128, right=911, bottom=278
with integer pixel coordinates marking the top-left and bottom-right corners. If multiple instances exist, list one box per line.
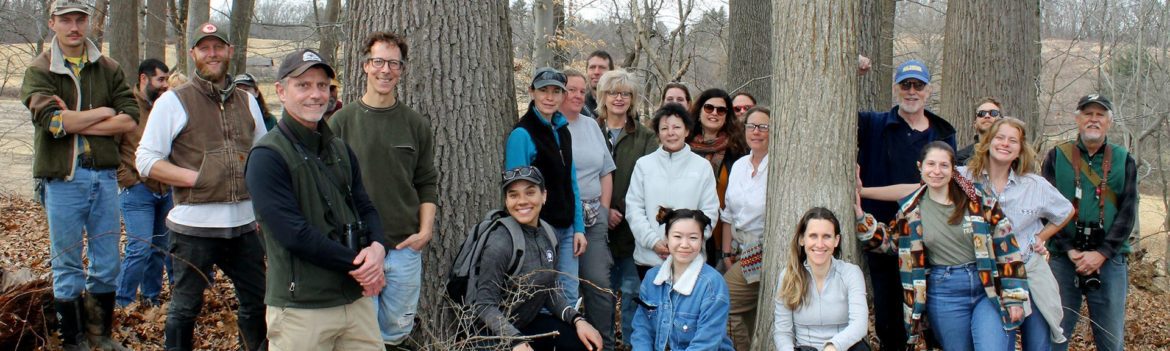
left=496, top=217, right=528, bottom=275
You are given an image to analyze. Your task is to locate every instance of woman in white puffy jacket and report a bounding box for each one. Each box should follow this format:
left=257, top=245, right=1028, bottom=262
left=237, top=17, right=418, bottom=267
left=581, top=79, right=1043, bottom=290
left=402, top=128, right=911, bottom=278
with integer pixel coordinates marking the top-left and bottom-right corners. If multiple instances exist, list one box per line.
left=625, top=103, right=720, bottom=277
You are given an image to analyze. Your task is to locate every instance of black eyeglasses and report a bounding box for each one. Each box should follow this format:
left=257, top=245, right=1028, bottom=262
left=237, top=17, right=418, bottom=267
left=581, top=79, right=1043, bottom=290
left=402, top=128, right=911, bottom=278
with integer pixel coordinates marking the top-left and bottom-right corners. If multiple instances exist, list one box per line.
left=607, top=91, right=633, bottom=99
left=745, top=123, right=769, bottom=132
left=976, top=110, right=1002, bottom=119
left=367, top=58, right=404, bottom=70
left=702, top=103, right=728, bottom=116
left=898, top=80, right=927, bottom=91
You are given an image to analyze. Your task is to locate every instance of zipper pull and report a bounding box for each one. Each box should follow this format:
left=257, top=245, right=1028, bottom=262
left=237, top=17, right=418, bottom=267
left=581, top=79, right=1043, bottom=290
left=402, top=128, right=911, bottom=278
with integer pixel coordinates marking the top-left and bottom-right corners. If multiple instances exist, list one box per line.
left=289, top=282, right=296, bottom=292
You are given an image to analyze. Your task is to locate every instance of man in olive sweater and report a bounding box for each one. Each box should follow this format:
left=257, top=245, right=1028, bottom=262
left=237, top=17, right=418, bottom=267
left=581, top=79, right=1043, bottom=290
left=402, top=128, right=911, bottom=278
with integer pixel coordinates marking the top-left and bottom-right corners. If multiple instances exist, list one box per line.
left=328, top=31, right=439, bottom=349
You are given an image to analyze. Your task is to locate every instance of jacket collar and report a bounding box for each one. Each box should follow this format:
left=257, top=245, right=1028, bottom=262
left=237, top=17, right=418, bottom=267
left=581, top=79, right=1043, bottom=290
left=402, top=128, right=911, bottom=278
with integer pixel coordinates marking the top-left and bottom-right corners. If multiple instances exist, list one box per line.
left=527, top=102, right=568, bottom=129
left=652, top=256, right=705, bottom=295
left=896, top=184, right=930, bottom=215
left=48, top=37, right=102, bottom=76
left=882, top=106, right=956, bottom=140
left=189, top=74, right=236, bottom=103
left=655, top=143, right=692, bottom=158
left=279, top=111, right=335, bottom=154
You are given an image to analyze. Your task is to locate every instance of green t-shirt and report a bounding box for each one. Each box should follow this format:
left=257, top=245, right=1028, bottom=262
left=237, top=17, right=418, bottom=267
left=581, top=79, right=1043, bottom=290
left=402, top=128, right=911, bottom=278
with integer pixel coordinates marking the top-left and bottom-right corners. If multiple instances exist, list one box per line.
left=921, top=195, right=976, bottom=266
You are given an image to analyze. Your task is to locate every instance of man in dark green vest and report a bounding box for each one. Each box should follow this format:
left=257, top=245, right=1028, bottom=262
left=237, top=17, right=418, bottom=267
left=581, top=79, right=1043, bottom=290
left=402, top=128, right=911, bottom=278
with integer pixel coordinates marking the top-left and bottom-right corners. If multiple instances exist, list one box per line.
left=1041, top=94, right=1138, bottom=351
left=246, top=48, right=386, bottom=350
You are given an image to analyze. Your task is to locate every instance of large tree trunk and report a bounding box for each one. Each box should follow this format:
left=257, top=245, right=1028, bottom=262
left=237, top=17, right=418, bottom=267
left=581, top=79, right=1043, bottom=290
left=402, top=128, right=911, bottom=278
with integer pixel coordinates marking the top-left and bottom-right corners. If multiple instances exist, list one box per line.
left=726, top=0, right=772, bottom=105
left=940, top=0, right=1041, bottom=142
left=144, top=0, right=168, bottom=62
left=108, top=0, right=140, bottom=81
left=228, top=0, right=255, bottom=76
left=185, top=0, right=209, bottom=76
left=857, top=0, right=895, bottom=111
left=316, top=0, right=342, bottom=64
left=342, top=0, right=515, bottom=344
left=531, top=0, right=565, bottom=69
left=170, top=0, right=188, bottom=73
left=90, top=0, right=110, bottom=44
left=752, top=1, right=859, bottom=350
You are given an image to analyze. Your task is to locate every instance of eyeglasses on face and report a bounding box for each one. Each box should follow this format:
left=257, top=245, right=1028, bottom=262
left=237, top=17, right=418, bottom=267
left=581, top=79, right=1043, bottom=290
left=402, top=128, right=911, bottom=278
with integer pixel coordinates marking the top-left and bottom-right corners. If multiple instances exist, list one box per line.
left=976, top=110, right=1001, bottom=119
left=702, top=103, right=728, bottom=116
left=745, top=123, right=769, bottom=132
left=734, top=105, right=754, bottom=113
left=898, top=80, right=926, bottom=92
left=607, top=91, right=633, bottom=99
left=367, top=58, right=405, bottom=70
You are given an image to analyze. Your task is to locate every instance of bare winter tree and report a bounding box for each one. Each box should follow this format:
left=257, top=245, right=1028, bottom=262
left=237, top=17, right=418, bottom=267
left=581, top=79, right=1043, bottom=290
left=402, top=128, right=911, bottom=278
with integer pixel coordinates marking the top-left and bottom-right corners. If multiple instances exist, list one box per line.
left=726, top=0, right=772, bottom=105
left=341, top=0, right=516, bottom=343
left=315, top=0, right=343, bottom=64
left=108, top=0, right=141, bottom=81
left=90, top=0, right=110, bottom=44
left=940, top=0, right=1042, bottom=142
left=857, top=0, right=895, bottom=111
left=169, top=0, right=189, bottom=72
left=185, top=0, right=209, bottom=76
left=752, top=1, right=860, bottom=350
left=144, top=0, right=168, bottom=62
left=532, top=0, right=567, bottom=68
left=228, top=0, right=255, bottom=76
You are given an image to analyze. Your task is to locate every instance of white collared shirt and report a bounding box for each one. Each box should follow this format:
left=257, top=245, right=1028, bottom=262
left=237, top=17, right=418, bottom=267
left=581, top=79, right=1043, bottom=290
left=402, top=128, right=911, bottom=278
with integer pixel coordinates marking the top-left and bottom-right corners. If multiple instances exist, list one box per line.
left=722, top=152, right=768, bottom=246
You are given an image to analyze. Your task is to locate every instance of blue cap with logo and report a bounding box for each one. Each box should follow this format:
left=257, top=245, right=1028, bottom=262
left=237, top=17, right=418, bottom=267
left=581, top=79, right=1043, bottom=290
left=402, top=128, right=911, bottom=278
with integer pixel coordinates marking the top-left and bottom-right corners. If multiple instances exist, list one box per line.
left=894, top=60, right=931, bottom=84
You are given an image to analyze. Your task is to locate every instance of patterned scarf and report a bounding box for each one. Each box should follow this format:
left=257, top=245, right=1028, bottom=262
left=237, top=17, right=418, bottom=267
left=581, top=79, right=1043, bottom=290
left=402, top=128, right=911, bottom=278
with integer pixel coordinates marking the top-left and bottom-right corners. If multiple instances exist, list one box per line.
left=690, top=133, right=729, bottom=168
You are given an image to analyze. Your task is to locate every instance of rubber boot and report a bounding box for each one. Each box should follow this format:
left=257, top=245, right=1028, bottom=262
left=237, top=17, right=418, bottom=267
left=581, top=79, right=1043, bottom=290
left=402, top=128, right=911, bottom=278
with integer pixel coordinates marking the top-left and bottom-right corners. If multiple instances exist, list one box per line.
left=85, top=292, right=131, bottom=351
left=165, top=318, right=196, bottom=351
left=53, top=298, right=91, bottom=351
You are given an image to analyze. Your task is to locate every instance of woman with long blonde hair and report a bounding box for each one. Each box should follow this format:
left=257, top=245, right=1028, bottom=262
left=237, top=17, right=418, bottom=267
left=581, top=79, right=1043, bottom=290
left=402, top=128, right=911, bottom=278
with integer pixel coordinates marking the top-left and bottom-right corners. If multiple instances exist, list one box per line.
left=773, top=208, right=868, bottom=351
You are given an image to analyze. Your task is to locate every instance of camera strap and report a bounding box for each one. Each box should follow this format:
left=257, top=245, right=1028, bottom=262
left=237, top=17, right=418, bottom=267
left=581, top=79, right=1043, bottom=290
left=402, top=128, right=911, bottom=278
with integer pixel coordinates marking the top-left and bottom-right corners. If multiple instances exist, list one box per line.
left=277, top=119, right=364, bottom=231
left=1061, top=141, right=1114, bottom=226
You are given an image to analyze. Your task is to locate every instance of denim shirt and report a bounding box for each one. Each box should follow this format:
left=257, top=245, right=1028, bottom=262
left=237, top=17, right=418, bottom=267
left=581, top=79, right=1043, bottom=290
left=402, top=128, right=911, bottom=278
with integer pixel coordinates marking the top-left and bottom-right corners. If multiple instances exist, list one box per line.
left=631, top=257, right=734, bottom=351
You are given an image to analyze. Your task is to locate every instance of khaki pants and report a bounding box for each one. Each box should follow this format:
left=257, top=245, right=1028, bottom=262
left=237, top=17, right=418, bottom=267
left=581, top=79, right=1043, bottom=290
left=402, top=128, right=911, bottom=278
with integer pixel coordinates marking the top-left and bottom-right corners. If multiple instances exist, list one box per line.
left=724, top=262, right=759, bottom=351
left=267, top=297, right=382, bottom=351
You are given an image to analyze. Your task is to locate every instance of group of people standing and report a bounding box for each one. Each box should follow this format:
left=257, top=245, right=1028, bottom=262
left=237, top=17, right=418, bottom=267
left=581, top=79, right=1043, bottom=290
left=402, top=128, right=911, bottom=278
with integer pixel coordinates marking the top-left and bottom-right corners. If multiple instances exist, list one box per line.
left=21, top=1, right=1138, bottom=351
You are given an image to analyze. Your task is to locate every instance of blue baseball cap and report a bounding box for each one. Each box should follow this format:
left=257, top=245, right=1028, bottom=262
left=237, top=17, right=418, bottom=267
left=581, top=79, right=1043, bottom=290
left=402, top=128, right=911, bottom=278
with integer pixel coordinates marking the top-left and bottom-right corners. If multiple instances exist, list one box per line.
left=894, top=60, right=931, bottom=84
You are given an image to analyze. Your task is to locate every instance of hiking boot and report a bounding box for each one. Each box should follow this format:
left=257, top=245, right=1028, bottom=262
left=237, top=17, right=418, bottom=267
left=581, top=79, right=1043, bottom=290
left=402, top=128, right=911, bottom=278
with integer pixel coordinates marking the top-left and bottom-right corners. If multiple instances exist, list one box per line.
left=85, top=292, right=131, bottom=351
left=53, top=298, right=91, bottom=351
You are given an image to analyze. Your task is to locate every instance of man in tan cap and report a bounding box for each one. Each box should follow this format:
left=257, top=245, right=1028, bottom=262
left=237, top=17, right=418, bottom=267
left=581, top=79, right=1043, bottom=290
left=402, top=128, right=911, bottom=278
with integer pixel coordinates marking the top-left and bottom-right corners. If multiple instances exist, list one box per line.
left=21, top=1, right=137, bottom=350
left=136, top=22, right=268, bottom=351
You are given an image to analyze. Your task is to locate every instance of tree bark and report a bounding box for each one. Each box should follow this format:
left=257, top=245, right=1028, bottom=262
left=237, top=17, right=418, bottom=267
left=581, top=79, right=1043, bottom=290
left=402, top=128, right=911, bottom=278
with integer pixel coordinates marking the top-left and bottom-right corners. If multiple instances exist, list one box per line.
left=90, top=0, right=110, bottom=44
left=228, top=0, right=255, bottom=76
left=342, top=0, right=515, bottom=343
left=753, top=1, right=859, bottom=350
left=170, top=0, right=188, bottom=73
left=317, top=0, right=342, bottom=64
left=532, top=0, right=565, bottom=69
left=726, top=0, right=772, bottom=105
left=108, top=0, right=140, bottom=82
left=857, top=0, right=895, bottom=111
left=185, top=0, right=210, bottom=76
left=144, top=0, right=168, bottom=62
left=940, top=0, right=1042, bottom=143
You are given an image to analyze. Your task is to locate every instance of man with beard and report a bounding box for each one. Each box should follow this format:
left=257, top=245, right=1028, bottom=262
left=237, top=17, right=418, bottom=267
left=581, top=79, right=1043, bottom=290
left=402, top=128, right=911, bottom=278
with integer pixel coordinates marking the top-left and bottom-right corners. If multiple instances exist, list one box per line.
left=956, top=97, right=1004, bottom=166
left=328, top=31, right=438, bottom=350
left=247, top=48, right=387, bottom=350
left=1042, top=95, right=1137, bottom=351
left=20, top=1, right=139, bottom=349
left=115, top=58, right=173, bottom=308
left=855, top=59, right=955, bottom=350
left=136, top=23, right=268, bottom=351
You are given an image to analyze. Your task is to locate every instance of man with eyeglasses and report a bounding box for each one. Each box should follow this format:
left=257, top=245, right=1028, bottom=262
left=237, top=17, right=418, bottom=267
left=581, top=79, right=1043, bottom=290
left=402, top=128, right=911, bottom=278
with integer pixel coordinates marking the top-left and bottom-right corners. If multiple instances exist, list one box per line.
left=136, top=22, right=269, bottom=351
left=956, top=97, right=1004, bottom=166
left=328, top=31, right=438, bottom=351
left=855, top=59, right=956, bottom=351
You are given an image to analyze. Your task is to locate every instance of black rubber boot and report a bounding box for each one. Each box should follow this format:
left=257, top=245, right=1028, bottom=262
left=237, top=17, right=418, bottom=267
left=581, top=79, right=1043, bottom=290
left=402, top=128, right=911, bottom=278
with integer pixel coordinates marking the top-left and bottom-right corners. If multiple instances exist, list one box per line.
left=165, top=319, right=196, bottom=351
left=53, top=298, right=90, bottom=351
left=86, top=292, right=131, bottom=351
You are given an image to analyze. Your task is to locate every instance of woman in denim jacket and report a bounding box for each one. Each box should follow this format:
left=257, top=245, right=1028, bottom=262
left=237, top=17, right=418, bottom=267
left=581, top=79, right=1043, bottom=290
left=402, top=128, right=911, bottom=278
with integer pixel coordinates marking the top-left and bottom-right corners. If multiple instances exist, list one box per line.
left=631, top=209, right=734, bottom=351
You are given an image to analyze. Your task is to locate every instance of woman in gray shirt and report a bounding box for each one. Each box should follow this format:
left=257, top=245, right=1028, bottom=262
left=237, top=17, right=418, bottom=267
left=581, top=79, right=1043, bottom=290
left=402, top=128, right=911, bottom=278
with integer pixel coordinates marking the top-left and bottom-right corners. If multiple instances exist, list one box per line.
left=773, top=208, right=868, bottom=351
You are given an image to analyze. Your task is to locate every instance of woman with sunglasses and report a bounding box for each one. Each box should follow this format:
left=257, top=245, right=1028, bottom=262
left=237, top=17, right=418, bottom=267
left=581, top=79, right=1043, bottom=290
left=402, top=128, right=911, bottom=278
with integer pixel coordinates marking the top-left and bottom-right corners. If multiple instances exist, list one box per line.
left=660, top=82, right=691, bottom=108
left=626, top=104, right=719, bottom=277
left=505, top=67, right=588, bottom=307
left=470, top=166, right=603, bottom=351
left=855, top=141, right=1028, bottom=351
left=957, top=97, right=1003, bottom=166
left=686, top=88, right=747, bottom=269
left=720, top=106, right=770, bottom=350
left=594, top=69, right=659, bottom=347
left=232, top=73, right=276, bottom=130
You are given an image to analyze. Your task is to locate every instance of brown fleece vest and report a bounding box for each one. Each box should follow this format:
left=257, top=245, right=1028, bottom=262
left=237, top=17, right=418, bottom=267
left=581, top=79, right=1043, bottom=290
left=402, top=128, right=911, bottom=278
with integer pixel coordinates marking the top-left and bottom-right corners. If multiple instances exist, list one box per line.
left=169, top=78, right=255, bottom=204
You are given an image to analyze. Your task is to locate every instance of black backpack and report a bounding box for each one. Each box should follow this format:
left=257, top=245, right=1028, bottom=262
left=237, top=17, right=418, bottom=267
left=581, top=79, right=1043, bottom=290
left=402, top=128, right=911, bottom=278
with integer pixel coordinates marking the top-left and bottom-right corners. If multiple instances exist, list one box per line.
left=446, top=210, right=558, bottom=305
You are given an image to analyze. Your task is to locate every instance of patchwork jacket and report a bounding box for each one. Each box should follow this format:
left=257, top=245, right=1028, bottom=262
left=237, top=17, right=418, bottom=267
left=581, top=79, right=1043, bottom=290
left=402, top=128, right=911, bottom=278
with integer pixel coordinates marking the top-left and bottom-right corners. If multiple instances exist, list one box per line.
left=856, top=185, right=1029, bottom=350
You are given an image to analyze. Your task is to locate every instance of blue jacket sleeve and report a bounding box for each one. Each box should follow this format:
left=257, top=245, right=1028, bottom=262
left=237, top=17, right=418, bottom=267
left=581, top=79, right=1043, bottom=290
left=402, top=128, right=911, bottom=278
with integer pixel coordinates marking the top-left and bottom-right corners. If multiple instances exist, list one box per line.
left=630, top=277, right=655, bottom=351
left=504, top=128, right=537, bottom=169
left=570, top=162, right=585, bottom=233
left=245, top=147, right=361, bottom=272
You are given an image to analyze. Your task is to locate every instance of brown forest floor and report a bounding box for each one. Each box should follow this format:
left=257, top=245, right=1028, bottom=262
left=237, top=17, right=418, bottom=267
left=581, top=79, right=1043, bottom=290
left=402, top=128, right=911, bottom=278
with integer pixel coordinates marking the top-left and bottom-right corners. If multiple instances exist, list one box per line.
left=2, top=193, right=1169, bottom=350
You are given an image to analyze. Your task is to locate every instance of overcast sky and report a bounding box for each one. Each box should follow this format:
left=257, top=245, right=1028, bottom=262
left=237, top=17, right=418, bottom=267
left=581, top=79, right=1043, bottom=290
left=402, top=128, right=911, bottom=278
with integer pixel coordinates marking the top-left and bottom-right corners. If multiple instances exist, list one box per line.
left=210, top=0, right=729, bottom=22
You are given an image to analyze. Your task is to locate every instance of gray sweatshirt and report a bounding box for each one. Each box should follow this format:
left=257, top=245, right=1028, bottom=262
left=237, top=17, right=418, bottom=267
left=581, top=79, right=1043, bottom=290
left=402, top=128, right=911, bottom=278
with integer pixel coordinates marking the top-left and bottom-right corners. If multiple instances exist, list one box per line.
left=472, top=223, right=580, bottom=337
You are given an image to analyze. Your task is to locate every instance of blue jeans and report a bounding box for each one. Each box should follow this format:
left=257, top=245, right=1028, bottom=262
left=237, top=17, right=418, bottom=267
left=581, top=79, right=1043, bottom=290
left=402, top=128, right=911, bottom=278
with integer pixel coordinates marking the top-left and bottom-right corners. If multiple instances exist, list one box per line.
left=44, top=166, right=122, bottom=299
left=1049, top=254, right=1128, bottom=351
left=115, top=183, right=173, bottom=306
left=1021, top=300, right=1051, bottom=351
left=554, top=226, right=580, bottom=304
left=376, top=247, right=422, bottom=344
left=925, top=263, right=1015, bottom=351
left=609, top=255, right=640, bottom=345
